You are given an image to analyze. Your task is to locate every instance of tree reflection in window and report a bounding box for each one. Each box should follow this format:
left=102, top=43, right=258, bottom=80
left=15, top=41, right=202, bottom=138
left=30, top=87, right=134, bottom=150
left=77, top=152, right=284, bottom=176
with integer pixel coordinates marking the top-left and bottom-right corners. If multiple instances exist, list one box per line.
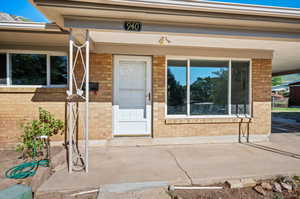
left=231, top=61, right=250, bottom=115
left=11, top=54, right=46, bottom=85
left=190, top=60, right=229, bottom=115
left=50, top=56, right=67, bottom=85
left=167, top=60, right=187, bottom=115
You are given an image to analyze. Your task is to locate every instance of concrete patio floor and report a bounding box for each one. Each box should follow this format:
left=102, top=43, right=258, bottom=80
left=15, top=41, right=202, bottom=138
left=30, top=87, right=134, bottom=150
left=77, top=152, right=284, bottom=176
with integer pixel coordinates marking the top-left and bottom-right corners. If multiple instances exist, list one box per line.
left=37, top=130, right=300, bottom=197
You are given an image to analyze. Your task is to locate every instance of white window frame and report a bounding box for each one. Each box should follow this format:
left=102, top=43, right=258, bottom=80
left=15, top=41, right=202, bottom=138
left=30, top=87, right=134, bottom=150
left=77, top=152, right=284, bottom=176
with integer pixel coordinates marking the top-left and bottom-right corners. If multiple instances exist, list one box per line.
left=165, top=56, right=252, bottom=119
left=0, top=50, right=67, bottom=88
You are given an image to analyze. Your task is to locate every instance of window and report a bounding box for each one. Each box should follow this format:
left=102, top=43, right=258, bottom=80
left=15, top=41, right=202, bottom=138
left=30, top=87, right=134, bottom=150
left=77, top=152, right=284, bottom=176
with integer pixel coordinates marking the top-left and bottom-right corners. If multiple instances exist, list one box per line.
left=50, top=56, right=68, bottom=85
left=0, top=54, right=6, bottom=85
left=231, top=61, right=250, bottom=115
left=190, top=60, right=229, bottom=115
left=167, top=60, right=187, bottom=115
left=11, top=54, right=47, bottom=85
left=0, top=52, right=67, bottom=87
left=167, top=58, right=251, bottom=117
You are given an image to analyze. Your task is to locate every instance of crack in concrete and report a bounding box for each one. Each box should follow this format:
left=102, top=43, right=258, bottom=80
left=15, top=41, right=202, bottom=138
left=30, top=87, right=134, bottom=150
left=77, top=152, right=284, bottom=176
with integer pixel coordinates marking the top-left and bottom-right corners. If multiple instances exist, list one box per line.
left=166, top=150, right=194, bottom=185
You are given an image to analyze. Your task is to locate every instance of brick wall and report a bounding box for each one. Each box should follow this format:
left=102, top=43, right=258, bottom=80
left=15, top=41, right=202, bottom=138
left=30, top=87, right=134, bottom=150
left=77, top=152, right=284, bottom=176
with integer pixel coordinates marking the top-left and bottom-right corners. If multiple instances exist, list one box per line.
left=152, top=56, right=165, bottom=103
left=0, top=53, right=113, bottom=148
left=152, top=56, right=272, bottom=138
left=0, top=53, right=272, bottom=148
left=252, top=59, right=272, bottom=102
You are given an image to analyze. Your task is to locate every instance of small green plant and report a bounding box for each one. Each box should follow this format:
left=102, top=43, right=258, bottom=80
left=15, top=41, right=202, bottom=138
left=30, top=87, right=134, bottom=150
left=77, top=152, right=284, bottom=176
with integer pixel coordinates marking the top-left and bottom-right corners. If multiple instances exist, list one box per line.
left=16, top=108, right=64, bottom=159
left=272, top=193, right=283, bottom=199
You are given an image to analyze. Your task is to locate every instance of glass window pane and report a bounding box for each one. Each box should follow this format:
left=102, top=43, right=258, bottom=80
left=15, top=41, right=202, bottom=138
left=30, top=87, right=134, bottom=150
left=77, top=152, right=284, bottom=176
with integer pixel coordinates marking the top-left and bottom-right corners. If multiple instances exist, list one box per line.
left=190, top=60, right=229, bottom=115
left=50, top=56, right=67, bottom=85
left=167, top=60, right=187, bottom=115
left=0, top=54, right=7, bottom=85
left=231, top=61, right=250, bottom=115
left=11, top=54, right=46, bottom=85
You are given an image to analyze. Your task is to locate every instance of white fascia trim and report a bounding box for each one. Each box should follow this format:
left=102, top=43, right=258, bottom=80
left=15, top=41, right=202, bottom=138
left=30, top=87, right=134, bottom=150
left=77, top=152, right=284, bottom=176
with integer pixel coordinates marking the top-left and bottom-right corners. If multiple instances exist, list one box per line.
left=0, top=22, right=46, bottom=29
left=131, top=0, right=300, bottom=17
left=46, top=0, right=300, bottom=19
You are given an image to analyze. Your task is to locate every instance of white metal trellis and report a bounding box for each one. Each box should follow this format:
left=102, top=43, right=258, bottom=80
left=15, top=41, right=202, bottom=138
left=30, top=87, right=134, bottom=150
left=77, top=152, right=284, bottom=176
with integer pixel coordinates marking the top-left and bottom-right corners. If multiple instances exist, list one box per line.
left=67, top=30, right=90, bottom=173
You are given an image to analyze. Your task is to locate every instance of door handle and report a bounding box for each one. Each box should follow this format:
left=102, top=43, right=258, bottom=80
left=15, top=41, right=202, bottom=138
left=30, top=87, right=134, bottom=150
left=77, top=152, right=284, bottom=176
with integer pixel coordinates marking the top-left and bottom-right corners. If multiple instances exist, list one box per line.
left=147, top=92, right=151, bottom=101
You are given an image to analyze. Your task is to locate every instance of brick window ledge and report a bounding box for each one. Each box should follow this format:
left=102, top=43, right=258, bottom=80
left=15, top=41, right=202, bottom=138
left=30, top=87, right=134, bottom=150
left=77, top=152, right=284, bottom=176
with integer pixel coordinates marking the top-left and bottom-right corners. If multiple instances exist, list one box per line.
left=0, top=87, right=67, bottom=93
left=165, top=117, right=252, bottom=124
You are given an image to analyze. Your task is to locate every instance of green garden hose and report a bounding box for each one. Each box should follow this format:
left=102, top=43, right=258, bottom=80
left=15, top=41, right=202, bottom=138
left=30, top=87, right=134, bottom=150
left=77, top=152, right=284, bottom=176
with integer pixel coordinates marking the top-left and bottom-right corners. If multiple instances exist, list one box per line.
left=5, top=159, right=49, bottom=179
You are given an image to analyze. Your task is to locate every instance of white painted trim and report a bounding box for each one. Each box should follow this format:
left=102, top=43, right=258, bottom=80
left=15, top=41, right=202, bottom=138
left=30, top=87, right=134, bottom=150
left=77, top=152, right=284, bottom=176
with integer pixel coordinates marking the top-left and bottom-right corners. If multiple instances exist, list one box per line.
left=43, top=0, right=300, bottom=19
left=0, top=22, right=46, bottom=29
left=165, top=114, right=251, bottom=119
left=47, top=54, right=51, bottom=86
left=0, top=50, right=68, bottom=88
left=0, top=49, right=67, bottom=55
left=113, top=55, right=152, bottom=136
left=167, top=55, right=251, bottom=61
left=164, top=57, right=168, bottom=117
left=249, top=59, right=253, bottom=117
left=165, top=56, right=252, bottom=118
left=228, top=59, right=232, bottom=115
left=187, top=59, right=190, bottom=116
left=6, top=53, right=10, bottom=86
left=0, top=85, right=67, bottom=88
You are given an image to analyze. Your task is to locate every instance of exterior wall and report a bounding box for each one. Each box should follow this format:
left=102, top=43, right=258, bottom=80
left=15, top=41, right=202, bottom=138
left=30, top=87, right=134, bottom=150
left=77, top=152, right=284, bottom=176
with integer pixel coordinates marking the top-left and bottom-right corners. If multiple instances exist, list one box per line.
left=0, top=88, right=67, bottom=148
left=0, top=52, right=272, bottom=148
left=0, top=53, right=113, bottom=148
left=85, top=53, right=113, bottom=140
left=152, top=57, right=272, bottom=138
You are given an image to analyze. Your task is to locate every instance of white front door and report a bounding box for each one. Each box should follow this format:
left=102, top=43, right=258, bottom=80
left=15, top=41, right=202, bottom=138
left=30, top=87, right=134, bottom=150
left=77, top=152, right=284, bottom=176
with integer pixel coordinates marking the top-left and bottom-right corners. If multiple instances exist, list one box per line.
left=113, top=56, right=152, bottom=136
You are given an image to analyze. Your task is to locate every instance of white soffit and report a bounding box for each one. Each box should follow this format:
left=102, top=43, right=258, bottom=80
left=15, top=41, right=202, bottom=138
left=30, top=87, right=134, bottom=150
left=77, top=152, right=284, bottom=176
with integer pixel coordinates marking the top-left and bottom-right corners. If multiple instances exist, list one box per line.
left=90, top=31, right=300, bottom=74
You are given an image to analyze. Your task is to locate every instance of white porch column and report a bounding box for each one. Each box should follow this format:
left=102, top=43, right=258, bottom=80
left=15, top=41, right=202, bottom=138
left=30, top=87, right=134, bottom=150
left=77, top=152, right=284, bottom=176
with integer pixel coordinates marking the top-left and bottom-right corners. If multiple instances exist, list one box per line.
left=67, top=29, right=90, bottom=173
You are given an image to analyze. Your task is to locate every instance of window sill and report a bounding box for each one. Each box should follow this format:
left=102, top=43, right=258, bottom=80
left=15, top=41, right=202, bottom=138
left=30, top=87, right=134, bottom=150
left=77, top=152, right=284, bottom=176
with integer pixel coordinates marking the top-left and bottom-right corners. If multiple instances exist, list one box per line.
left=165, top=116, right=252, bottom=124
left=0, top=86, right=67, bottom=93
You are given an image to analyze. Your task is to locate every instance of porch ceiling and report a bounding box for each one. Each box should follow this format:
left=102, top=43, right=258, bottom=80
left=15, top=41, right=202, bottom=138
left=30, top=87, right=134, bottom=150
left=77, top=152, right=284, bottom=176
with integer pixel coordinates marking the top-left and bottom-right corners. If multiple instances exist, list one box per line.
left=89, top=30, right=300, bottom=75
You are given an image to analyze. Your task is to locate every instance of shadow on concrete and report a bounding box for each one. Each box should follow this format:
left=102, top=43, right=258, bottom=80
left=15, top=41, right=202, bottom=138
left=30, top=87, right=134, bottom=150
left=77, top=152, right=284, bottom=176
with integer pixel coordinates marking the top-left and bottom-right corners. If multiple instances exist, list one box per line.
left=243, top=143, right=300, bottom=160
left=272, top=111, right=300, bottom=134
left=272, top=121, right=300, bottom=134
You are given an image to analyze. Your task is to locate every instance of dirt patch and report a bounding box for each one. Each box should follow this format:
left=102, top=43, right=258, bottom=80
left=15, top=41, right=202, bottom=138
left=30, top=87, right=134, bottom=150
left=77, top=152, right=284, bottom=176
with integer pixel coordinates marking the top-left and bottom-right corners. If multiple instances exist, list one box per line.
left=174, top=178, right=300, bottom=199
left=175, top=186, right=299, bottom=199
left=0, top=146, right=64, bottom=190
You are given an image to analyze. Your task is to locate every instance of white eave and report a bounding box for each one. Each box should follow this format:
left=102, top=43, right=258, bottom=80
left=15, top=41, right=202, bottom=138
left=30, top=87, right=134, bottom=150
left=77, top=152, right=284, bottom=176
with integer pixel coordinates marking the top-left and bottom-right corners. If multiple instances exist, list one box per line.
left=0, top=21, right=65, bottom=32
left=35, top=0, right=300, bottom=19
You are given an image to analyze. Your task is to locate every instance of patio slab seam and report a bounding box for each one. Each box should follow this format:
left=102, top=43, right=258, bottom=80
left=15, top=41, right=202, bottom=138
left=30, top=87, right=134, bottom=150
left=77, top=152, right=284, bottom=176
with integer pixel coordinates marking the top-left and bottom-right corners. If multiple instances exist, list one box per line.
left=165, top=150, right=193, bottom=185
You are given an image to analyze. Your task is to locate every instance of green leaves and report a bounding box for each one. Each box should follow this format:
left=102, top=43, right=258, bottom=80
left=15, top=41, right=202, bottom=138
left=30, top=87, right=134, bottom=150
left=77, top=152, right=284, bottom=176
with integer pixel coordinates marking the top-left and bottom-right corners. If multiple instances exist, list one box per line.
left=16, top=108, right=64, bottom=159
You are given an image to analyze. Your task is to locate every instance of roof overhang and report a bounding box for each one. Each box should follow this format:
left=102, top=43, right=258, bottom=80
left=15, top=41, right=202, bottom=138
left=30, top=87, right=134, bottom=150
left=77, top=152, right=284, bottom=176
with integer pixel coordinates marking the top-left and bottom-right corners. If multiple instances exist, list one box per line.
left=31, top=0, right=300, bottom=31
left=0, top=21, right=69, bottom=51
left=30, top=0, right=300, bottom=74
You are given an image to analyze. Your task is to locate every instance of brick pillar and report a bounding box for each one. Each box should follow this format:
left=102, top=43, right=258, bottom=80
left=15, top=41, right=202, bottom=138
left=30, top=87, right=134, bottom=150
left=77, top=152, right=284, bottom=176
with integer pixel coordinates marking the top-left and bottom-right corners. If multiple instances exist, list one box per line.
left=250, top=59, right=272, bottom=135
left=152, top=56, right=166, bottom=137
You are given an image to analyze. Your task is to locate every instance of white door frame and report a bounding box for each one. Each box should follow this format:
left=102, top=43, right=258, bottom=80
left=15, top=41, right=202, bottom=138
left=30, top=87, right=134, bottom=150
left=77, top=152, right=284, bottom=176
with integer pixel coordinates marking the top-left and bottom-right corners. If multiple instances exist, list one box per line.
left=113, top=55, right=152, bottom=136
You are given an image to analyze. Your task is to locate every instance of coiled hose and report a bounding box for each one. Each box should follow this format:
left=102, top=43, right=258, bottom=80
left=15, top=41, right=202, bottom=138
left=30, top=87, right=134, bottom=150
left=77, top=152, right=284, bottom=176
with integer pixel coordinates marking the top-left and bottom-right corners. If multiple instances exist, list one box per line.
left=5, top=159, right=49, bottom=179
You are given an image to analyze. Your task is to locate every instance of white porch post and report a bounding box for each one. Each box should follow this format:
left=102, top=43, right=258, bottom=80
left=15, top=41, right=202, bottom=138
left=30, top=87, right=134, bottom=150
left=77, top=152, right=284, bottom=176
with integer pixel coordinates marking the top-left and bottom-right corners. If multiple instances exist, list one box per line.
left=85, top=30, right=90, bottom=173
left=67, top=29, right=90, bottom=173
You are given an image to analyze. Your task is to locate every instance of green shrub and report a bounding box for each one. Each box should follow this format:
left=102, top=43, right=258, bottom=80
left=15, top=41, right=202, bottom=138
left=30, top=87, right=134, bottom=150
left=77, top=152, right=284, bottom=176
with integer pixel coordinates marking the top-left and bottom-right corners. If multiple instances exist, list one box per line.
left=16, top=107, right=64, bottom=159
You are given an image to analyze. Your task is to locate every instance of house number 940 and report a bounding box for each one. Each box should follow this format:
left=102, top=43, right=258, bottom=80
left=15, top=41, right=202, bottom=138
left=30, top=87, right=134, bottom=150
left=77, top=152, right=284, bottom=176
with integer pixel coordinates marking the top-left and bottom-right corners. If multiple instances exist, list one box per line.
left=124, top=21, right=142, bottom=32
